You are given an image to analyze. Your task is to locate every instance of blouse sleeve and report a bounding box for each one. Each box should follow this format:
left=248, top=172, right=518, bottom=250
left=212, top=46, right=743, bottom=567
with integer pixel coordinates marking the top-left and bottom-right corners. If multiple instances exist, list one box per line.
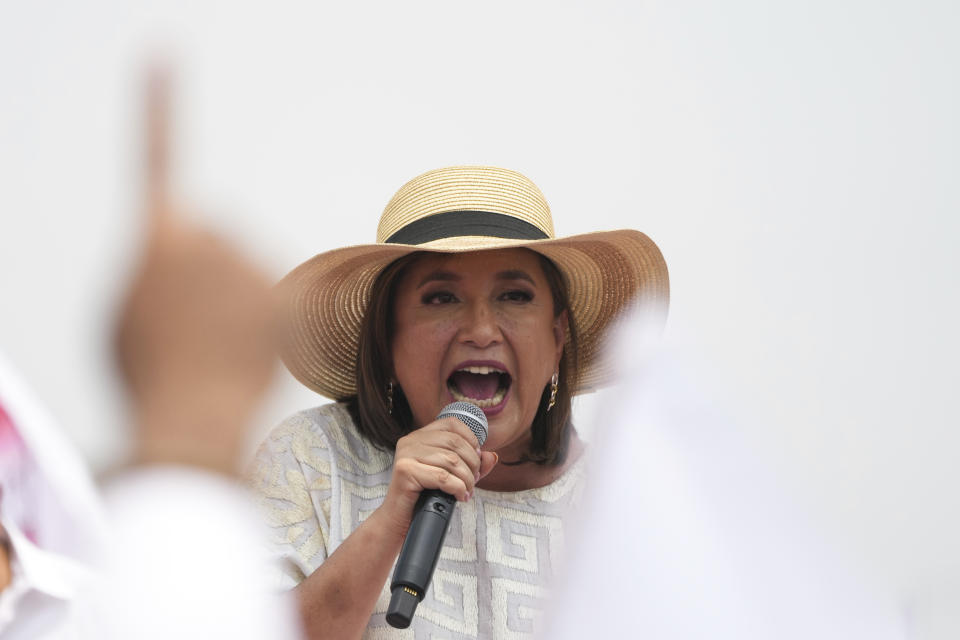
left=250, top=412, right=334, bottom=591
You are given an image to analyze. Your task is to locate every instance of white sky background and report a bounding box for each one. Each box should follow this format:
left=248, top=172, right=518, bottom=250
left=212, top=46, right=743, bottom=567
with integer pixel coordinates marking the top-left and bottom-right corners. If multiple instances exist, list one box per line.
left=0, top=0, right=957, bottom=635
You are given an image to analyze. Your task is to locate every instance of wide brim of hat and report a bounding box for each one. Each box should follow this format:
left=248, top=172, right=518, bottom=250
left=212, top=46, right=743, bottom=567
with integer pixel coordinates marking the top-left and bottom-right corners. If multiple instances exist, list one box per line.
left=277, top=230, right=669, bottom=401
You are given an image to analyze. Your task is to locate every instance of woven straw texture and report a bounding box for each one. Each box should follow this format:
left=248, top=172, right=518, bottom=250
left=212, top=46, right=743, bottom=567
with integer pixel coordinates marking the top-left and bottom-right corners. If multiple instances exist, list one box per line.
left=278, top=167, right=669, bottom=401
left=377, top=166, right=555, bottom=242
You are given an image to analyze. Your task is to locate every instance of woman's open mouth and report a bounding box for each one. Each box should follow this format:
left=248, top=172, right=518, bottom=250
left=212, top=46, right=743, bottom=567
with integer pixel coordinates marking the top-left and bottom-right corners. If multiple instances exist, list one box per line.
left=446, top=365, right=512, bottom=409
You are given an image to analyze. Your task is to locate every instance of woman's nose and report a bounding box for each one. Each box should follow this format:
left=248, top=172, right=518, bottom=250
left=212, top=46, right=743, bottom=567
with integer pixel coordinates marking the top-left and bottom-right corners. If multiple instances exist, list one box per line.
left=458, top=301, right=502, bottom=348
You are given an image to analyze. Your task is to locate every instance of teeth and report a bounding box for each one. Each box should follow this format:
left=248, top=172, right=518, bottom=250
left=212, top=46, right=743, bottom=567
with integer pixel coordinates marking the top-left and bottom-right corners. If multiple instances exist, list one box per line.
left=447, top=365, right=510, bottom=407
left=457, top=365, right=506, bottom=375
left=449, top=385, right=507, bottom=408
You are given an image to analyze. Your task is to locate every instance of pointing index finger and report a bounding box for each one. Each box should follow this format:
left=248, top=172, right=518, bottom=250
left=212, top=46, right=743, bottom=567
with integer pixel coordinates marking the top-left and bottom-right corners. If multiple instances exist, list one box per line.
left=144, top=63, right=172, bottom=224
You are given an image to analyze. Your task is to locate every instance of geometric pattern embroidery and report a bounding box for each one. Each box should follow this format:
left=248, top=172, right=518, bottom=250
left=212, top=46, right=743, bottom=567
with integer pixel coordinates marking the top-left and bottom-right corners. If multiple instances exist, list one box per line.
left=491, top=578, right=547, bottom=639
left=484, top=504, right=563, bottom=575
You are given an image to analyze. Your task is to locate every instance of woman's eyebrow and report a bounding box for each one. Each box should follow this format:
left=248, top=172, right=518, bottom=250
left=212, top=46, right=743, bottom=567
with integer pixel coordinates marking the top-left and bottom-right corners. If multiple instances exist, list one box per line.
left=496, top=270, right=536, bottom=285
left=416, top=270, right=461, bottom=288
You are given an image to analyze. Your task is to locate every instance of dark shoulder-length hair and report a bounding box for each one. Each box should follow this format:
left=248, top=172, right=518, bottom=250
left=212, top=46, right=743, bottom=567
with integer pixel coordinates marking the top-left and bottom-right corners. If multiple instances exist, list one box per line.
left=345, top=250, right=579, bottom=466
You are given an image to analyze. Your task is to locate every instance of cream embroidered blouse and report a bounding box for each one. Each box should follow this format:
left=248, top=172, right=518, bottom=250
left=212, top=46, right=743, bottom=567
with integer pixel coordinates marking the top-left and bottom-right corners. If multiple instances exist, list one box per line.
left=251, top=403, right=585, bottom=639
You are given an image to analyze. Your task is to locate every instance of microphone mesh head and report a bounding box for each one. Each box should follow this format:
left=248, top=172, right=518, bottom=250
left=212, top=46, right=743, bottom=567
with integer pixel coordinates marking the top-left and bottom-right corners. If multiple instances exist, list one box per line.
left=437, top=402, right=488, bottom=446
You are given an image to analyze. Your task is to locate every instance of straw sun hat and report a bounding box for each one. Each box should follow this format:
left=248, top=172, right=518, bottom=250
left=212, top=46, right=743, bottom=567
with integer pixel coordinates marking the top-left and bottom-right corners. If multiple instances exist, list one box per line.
left=278, top=166, right=669, bottom=401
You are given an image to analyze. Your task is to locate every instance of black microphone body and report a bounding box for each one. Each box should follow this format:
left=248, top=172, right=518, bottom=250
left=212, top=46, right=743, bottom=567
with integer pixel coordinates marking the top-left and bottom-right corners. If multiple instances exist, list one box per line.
left=386, top=489, right=456, bottom=625
left=386, top=402, right=487, bottom=629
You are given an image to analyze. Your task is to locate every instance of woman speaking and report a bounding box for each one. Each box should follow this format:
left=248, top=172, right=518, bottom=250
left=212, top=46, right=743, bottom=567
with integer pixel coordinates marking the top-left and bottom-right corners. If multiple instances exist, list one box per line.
left=252, top=166, right=669, bottom=638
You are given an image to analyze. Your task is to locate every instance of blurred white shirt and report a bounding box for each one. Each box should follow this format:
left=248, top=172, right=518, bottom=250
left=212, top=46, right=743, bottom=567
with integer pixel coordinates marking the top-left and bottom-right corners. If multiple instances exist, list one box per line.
left=546, top=315, right=908, bottom=639
left=91, top=467, right=302, bottom=640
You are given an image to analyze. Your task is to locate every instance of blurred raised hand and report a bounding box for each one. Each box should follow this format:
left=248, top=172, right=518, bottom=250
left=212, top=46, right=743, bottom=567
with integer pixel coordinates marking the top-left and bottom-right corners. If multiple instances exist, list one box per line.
left=114, top=66, right=276, bottom=476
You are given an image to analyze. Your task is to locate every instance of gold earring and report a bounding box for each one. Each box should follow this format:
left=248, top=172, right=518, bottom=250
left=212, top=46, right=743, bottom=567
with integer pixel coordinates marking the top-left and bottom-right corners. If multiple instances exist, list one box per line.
left=387, top=381, right=394, bottom=415
left=547, top=372, right=558, bottom=411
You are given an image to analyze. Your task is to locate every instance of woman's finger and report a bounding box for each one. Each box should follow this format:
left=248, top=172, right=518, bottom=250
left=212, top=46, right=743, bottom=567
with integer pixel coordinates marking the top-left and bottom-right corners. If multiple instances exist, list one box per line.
left=393, top=458, right=471, bottom=502
left=423, top=415, right=486, bottom=450
left=415, top=449, right=478, bottom=494
left=143, top=62, right=173, bottom=224
left=410, top=426, right=481, bottom=475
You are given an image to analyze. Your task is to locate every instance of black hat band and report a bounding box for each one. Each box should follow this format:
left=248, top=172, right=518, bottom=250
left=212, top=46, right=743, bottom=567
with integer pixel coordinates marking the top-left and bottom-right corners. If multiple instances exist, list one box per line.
left=385, top=210, right=550, bottom=245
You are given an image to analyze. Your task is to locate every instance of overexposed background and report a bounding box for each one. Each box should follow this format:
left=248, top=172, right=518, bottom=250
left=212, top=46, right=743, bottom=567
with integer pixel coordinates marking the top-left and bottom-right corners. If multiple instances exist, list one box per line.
left=0, top=0, right=957, bottom=637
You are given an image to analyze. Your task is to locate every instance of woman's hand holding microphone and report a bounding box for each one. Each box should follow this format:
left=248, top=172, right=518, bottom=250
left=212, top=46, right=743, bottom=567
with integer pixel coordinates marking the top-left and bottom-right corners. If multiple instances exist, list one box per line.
left=379, top=415, right=499, bottom=539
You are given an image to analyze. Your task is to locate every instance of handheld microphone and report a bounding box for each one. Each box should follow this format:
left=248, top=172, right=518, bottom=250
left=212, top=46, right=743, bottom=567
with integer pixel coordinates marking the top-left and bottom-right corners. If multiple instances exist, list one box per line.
left=385, top=401, right=488, bottom=629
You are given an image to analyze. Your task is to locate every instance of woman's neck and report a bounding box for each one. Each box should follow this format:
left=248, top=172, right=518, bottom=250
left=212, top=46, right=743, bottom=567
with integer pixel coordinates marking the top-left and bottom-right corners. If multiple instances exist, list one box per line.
left=476, top=432, right=584, bottom=492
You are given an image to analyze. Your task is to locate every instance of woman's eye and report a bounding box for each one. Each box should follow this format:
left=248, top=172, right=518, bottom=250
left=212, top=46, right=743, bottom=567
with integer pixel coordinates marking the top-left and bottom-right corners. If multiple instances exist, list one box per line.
left=500, top=290, right=533, bottom=303
left=422, top=291, right=458, bottom=305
